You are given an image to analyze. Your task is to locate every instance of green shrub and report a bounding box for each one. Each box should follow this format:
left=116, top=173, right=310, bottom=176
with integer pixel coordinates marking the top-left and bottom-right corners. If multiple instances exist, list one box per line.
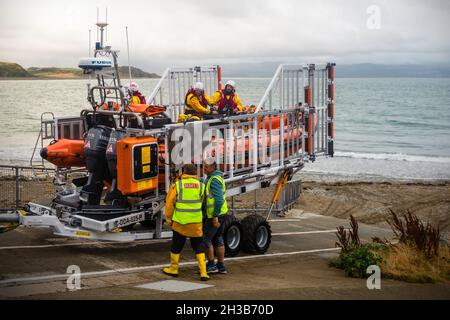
left=337, top=243, right=385, bottom=278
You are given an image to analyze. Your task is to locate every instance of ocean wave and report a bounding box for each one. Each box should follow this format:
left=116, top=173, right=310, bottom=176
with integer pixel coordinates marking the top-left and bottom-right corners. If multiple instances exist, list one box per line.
left=334, top=151, right=450, bottom=163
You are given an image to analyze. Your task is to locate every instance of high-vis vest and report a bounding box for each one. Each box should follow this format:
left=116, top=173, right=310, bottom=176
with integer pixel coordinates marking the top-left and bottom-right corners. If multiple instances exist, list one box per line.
left=205, top=175, right=228, bottom=218
left=173, top=178, right=205, bottom=225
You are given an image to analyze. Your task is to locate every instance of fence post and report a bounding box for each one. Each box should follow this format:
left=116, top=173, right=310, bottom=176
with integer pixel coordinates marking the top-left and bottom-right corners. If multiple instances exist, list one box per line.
left=308, top=64, right=316, bottom=161
left=304, top=80, right=313, bottom=159
left=217, top=65, right=222, bottom=91
left=15, top=167, right=20, bottom=210
left=327, top=62, right=335, bottom=157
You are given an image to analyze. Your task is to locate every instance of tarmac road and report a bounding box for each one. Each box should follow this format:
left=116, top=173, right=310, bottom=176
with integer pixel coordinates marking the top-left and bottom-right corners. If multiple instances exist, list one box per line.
left=0, top=210, right=449, bottom=300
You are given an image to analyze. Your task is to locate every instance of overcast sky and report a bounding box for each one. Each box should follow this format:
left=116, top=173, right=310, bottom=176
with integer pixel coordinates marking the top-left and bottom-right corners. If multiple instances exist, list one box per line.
left=1, top=0, right=449, bottom=73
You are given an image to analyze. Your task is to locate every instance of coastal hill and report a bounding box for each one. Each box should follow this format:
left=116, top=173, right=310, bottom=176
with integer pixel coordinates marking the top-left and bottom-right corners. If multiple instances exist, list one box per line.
left=0, top=62, right=31, bottom=77
left=119, top=66, right=160, bottom=79
left=0, top=62, right=159, bottom=79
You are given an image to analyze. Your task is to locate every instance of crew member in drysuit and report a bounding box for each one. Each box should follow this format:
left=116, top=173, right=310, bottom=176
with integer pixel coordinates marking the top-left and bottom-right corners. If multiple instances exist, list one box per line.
left=202, top=158, right=229, bottom=274
left=128, top=82, right=147, bottom=105
left=162, top=164, right=210, bottom=281
left=178, top=82, right=213, bottom=122
left=210, top=80, right=243, bottom=116
left=125, top=82, right=147, bottom=127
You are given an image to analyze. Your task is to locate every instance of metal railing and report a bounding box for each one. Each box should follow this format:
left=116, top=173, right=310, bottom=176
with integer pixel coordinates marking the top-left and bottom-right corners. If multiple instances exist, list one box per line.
left=55, top=117, right=85, bottom=140
left=30, top=114, right=85, bottom=168
left=0, top=165, right=56, bottom=210
left=144, top=63, right=336, bottom=192
left=256, top=64, right=308, bottom=112
left=279, top=178, right=302, bottom=212
left=159, top=107, right=305, bottom=194
left=256, top=63, right=335, bottom=159
left=147, top=65, right=221, bottom=122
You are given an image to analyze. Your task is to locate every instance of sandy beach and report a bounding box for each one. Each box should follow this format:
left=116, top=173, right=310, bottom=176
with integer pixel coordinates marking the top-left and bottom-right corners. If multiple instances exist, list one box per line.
left=296, top=180, right=450, bottom=231
left=228, top=176, right=450, bottom=234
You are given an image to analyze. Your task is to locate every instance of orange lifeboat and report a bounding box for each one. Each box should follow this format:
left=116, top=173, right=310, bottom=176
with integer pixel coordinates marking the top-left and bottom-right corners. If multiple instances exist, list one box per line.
left=127, top=104, right=166, bottom=117
left=40, top=113, right=311, bottom=174
left=40, top=139, right=85, bottom=167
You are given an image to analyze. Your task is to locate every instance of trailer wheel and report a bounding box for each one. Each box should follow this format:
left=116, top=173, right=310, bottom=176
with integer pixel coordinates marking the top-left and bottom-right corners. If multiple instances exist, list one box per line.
left=222, top=215, right=242, bottom=257
left=241, top=214, right=272, bottom=254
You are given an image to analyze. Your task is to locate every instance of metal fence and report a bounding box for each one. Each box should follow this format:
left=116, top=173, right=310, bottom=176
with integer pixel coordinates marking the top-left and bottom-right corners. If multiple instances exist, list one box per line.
left=0, top=163, right=302, bottom=217
left=0, top=165, right=55, bottom=211
left=279, top=179, right=302, bottom=212
left=255, top=63, right=335, bottom=160
left=229, top=179, right=302, bottom=216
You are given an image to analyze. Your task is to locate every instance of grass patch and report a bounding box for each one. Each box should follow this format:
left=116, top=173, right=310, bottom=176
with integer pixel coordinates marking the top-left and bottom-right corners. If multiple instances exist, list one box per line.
left=332, top=213, right=450, bottom=283
left=380, top=243, right=450, bottom=283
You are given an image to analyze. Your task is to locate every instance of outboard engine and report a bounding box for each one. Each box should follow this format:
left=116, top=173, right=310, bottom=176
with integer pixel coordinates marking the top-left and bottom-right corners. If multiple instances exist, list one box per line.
left=104, top=128, right=129, bottom=205
left=80, top=125, right=113, bottom=205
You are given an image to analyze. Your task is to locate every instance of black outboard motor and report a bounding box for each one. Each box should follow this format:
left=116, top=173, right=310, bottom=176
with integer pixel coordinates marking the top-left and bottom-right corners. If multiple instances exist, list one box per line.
left=80, top=125, right=113, bottom=205
left=104, top=128, right=129, bottom=205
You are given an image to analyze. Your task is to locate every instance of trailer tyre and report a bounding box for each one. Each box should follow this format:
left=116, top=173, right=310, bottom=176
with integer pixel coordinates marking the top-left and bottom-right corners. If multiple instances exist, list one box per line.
left=222, top=215, right=242, bottom=257
left=241, top=214, right=272, bottom=254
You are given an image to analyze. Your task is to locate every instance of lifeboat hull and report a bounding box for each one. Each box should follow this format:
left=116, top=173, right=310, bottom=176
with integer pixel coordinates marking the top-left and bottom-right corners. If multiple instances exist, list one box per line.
left=40, top=139, right=85, bottom=167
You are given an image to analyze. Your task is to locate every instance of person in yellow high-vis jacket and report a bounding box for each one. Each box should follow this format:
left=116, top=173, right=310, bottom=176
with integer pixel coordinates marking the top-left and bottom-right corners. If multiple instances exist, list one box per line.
left=162, top=164, right=209, bottom=281
left=202, top=159, right=229, bottom=274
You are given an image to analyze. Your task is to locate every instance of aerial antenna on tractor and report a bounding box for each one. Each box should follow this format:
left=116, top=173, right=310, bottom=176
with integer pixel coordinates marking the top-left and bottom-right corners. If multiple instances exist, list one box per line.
left=126, top=26, right=132, bottom=83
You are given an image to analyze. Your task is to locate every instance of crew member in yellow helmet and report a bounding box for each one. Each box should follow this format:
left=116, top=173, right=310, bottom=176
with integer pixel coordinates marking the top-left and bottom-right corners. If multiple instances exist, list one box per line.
left=178, top=82, right=214, bottom=122
left=128, top=82, right=147, bottom=104
left=210, top=80, right=243, bottom=116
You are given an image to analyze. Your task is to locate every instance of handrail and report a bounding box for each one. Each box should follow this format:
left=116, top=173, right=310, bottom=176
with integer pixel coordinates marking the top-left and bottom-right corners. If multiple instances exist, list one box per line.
left=147, top=67, right=169, bottom=104
left=0, top=164, right=56, bottom=170
left=255, top=64, right=283, bottom=113
left=88, top=86, right=127, bottom=110
left=81, top=109, right=145, bottom=129
left=145, top=66, right=220, bottom=122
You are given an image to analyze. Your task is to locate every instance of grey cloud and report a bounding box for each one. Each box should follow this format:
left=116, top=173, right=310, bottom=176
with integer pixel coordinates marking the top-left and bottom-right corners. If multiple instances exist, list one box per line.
left=0, top=0, right=449, bottom=71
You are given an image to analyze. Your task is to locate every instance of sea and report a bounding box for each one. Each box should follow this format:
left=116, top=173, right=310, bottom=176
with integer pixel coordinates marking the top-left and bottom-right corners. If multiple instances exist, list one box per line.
left=0, top=77, right=449, bottom=182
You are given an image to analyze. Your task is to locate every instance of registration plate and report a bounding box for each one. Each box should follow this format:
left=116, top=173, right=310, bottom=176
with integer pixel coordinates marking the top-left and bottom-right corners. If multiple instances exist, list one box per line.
left=112, top=212, right=145, bottom=229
